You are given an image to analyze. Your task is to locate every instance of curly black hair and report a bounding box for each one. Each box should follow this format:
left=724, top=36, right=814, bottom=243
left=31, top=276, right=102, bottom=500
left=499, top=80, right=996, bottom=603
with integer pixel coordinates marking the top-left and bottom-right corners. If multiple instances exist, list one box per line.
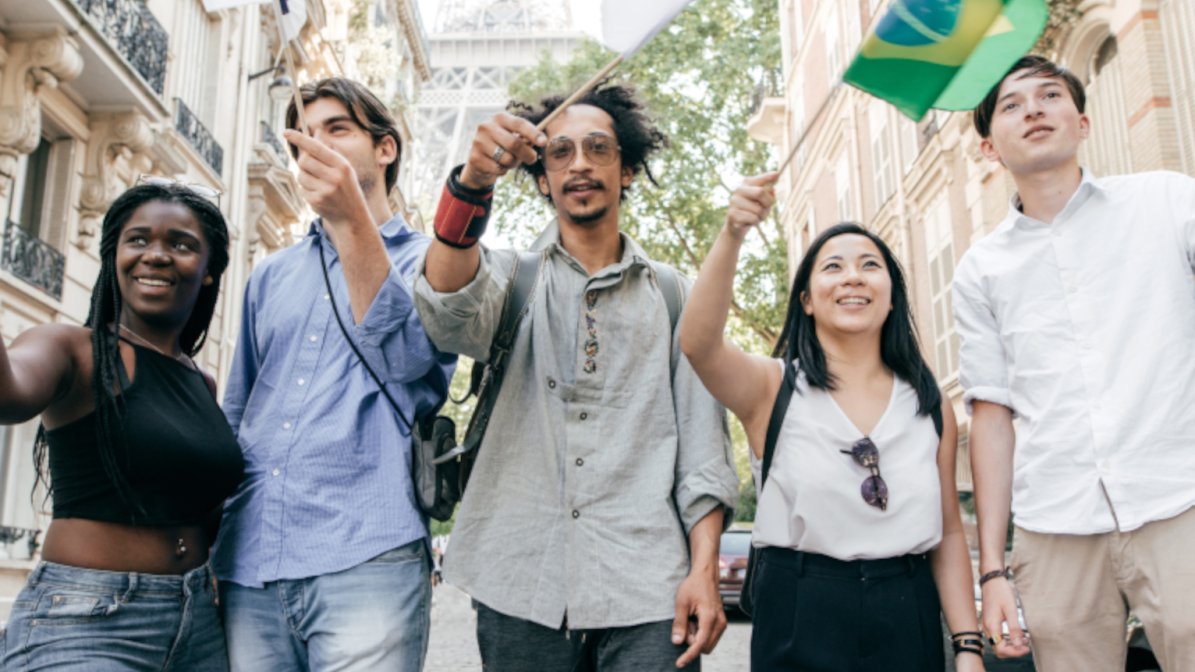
left=508, top=82, right=668, bottom=202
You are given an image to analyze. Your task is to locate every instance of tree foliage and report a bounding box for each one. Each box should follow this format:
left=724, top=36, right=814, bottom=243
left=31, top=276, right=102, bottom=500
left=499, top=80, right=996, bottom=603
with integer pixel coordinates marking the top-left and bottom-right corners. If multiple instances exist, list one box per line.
left=498, top=0, right=786, bottom=352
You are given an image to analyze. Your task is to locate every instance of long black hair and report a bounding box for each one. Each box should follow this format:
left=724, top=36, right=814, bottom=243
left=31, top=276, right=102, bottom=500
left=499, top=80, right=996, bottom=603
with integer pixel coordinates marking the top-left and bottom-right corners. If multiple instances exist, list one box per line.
left=33, top=183, right=230, bottom=515
left=772, top=222, right=941, bottom=417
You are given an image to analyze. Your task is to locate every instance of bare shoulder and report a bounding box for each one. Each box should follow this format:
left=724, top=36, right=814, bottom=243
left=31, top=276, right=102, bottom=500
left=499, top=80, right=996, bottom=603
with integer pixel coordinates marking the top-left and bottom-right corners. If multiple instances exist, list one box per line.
left=13, top=323, right=90, bottom=356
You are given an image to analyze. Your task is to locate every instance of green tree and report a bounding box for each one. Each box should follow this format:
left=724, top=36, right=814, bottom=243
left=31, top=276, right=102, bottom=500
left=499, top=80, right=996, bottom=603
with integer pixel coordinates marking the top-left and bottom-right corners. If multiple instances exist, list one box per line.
left=479, top=0, right=782, bottom=516
left=499, top=0, right=785, bottom=353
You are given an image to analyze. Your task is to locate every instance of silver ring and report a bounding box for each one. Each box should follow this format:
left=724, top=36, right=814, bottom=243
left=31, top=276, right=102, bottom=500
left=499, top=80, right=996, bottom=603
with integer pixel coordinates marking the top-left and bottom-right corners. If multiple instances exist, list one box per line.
left=491, top=145, right=506, bottom=163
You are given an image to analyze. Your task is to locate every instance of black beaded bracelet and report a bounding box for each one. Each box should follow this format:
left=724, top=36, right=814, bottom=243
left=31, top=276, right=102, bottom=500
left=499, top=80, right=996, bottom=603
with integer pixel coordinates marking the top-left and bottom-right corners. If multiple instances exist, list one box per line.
left=978, top=567, right=1013, bottom=586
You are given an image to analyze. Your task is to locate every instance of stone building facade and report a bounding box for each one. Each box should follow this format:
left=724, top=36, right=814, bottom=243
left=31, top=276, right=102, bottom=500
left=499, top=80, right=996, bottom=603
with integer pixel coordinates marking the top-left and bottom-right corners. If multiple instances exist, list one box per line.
left=0, top=0, right=429, bottom=618
left=750, top=0, right=1195, bottom=498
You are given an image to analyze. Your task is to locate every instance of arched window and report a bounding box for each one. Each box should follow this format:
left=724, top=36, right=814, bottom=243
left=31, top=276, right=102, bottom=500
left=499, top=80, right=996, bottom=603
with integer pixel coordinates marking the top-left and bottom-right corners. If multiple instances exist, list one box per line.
left=1079, top=36, right=1132, bottom=176
left=1160, top=0, right=1195, bottom=173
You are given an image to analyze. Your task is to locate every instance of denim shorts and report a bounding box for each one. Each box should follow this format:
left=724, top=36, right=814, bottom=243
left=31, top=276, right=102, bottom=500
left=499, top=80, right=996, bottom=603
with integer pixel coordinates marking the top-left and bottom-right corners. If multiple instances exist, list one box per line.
left=1, top=561, right=228, bottom=671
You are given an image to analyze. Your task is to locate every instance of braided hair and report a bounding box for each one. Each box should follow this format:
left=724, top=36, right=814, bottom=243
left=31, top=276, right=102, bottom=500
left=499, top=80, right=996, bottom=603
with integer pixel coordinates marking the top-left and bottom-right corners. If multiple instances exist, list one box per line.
left=33, top=183, right=229, bottom=517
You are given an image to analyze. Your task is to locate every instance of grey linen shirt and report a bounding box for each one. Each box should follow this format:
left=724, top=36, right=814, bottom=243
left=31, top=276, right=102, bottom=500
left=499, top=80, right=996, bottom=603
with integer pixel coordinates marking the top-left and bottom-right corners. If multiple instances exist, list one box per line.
left=414, top=223, right=738, bottom=629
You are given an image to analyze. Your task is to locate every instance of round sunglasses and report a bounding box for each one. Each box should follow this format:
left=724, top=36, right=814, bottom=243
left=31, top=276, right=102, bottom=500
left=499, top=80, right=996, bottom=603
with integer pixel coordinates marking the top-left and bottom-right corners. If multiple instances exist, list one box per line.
left=840, top=437, right=888, bottom=511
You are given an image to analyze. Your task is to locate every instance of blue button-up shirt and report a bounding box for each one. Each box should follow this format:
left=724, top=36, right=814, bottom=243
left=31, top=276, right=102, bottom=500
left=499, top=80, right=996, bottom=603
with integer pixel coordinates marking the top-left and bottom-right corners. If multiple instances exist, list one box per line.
left=212, top=215, right=455, bottom=588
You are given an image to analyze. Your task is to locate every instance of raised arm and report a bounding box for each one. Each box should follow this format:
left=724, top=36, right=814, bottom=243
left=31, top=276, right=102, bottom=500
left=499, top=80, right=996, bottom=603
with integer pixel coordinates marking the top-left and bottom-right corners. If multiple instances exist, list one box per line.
left=0, top=324, right=81, bottom=424
left=679, top=173, right=780, bottom=454
left=284, top=129, right=391, bottom=325
left=424, top=112, right=546, bottom=293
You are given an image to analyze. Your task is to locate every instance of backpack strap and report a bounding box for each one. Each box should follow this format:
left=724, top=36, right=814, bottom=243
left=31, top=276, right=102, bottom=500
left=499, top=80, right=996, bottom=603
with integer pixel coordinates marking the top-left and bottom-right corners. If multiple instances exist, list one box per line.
left=492, top=250, right=542, bottom=365
left=760, top=362, right=798, bottom=486
left=649, top=261, right=683, bottom=332
left=459, top=250, right=542, bottom=452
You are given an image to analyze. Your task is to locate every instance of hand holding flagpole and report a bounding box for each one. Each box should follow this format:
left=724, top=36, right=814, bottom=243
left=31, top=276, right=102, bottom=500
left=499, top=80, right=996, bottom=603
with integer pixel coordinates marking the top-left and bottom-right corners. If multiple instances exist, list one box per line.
left=271, top=0, right=308, bottom=135
left=535, top=0, right=695, bottom=131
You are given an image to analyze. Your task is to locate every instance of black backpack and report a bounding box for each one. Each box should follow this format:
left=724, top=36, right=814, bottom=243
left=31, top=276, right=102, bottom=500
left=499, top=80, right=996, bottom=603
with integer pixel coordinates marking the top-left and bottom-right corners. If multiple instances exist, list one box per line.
left=738, top=364, right=943, bottom=617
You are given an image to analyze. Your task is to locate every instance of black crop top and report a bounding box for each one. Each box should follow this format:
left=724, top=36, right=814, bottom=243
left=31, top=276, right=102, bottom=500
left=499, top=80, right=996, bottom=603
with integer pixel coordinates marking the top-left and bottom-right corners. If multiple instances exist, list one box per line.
left=46, top=343, right=244, bottom=526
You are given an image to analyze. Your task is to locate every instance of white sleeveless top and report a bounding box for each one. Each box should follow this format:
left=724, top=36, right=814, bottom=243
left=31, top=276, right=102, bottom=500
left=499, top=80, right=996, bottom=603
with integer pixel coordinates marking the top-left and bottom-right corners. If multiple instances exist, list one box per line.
left=751, top=361, right=943, bottom=560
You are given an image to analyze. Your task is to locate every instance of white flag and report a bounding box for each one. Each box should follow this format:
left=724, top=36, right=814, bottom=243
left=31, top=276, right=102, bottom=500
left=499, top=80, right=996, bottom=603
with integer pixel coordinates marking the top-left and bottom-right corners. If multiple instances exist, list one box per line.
left=584, top=0, right=696, bottom=56
left=275, top=0, right=308, bottom=42
left=201, top=0, right=306, bottom=42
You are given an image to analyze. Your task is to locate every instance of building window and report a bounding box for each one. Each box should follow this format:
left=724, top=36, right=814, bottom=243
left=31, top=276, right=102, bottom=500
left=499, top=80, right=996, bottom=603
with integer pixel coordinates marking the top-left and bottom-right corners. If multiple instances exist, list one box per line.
left=1161, top=0, right=1195, bottom=174
left=925, top=194, right=958, bottom=379
left=835, top=154, right=853, bottom=221
left=870, top=100, right=895, bottom=210
left=825, top=4, right=841, bottom=78
left=899, top=114, right=920, bottom=174
left=1080, top=36, right=1131, bottom=176
left=4, top=131, right=73, bottom=299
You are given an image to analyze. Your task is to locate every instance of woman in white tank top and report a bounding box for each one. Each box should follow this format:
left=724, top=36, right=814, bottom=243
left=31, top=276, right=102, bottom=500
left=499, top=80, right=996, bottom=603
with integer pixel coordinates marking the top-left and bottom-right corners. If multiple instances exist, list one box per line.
left=679, top=175, right=985, bottom=671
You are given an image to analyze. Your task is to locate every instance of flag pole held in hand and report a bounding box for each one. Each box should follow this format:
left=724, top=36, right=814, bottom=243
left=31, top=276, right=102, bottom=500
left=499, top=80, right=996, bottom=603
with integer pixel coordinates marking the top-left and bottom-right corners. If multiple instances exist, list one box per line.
left=272, top=0, right=308, bottom=135
left=536, top=0, right=694, bottom=130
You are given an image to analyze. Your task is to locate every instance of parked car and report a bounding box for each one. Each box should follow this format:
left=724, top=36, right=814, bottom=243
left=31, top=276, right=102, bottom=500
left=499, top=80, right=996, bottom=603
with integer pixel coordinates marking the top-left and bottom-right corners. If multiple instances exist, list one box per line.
left=718, top=527, right=751, bottom=610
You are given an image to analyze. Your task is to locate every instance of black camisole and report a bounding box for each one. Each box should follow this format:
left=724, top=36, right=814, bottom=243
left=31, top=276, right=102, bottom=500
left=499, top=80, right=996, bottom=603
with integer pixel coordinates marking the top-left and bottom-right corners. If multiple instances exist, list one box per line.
left=46, top=343, right=244, bottom=526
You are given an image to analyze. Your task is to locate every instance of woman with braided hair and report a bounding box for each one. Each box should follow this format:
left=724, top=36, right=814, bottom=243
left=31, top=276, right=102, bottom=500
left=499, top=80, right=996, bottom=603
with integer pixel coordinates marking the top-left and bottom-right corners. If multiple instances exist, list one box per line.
left=0, top=182, right=243, bottom=671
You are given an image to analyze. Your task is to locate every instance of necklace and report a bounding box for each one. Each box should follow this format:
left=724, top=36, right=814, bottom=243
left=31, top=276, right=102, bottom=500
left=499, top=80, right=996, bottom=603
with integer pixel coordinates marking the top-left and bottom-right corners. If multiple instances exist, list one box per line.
left=117, top=324, right=193, bottom=368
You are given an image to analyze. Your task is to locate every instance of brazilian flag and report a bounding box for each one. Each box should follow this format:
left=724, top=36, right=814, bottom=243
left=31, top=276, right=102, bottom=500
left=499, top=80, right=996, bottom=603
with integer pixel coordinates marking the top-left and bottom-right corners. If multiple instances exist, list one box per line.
left=844, top=0, right=1049, bottom=121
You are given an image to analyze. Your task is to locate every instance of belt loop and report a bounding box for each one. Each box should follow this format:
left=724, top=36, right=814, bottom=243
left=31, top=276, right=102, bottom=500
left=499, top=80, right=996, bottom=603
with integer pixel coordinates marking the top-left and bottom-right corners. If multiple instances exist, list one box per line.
left=123, top=572, right=140, bottom=603
left=794, top=550, right=806, bottom=577
left=29, top=561, right=46, bottom=584
left=906, top=555, right=919, bottom=575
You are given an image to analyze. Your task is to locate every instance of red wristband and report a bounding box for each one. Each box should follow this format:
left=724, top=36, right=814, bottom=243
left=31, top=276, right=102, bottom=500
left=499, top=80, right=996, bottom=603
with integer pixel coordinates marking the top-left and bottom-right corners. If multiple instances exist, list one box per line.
left=434, top=165, right=493, bottom=249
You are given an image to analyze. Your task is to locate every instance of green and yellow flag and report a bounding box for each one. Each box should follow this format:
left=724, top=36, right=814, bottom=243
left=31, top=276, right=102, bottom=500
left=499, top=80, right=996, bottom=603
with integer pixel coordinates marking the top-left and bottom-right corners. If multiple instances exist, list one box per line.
left=844, top=0, right=1048, bottom=121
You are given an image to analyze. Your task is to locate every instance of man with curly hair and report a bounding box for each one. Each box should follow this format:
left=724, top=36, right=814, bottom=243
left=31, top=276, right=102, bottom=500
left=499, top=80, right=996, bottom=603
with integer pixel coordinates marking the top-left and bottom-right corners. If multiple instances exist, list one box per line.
left=414, top=83, right=739, bottom=670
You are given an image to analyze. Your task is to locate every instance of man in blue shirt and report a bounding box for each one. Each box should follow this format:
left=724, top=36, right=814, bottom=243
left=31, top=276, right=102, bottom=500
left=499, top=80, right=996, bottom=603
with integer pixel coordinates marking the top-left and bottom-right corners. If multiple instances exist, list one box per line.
left=212, top=77, right=454, bottom=671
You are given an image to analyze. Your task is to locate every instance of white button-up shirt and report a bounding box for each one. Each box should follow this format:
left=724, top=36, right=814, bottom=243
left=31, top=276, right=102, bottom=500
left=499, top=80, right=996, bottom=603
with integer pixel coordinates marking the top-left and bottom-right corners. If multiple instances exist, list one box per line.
left=953, top=170, right=1195, bottom=535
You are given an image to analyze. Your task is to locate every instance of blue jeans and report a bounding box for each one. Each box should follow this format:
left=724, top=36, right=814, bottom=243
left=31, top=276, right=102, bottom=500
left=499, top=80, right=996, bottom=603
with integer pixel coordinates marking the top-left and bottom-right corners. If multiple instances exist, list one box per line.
left=1, top=561, right=227, bottom=671
left=219, top=540, right=430, bottom=672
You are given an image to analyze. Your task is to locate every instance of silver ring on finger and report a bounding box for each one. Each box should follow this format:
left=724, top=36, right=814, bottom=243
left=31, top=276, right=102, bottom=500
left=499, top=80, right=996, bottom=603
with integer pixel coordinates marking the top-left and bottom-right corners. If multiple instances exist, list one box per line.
left=491, top=145, right=506, bottom=164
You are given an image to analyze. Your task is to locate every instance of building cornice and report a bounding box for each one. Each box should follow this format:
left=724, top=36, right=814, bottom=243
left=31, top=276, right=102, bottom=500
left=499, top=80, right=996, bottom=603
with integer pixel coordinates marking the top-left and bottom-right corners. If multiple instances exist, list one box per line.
left=393, top=0, right=431, bottom=81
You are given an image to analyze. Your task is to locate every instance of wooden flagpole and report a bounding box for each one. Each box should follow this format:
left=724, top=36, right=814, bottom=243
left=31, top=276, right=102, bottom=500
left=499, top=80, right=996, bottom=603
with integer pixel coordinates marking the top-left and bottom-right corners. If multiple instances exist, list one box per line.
left=776, top=81, right=843, bottom=176
left=535, top=55, right=624, bottom=131
left=272, top=0, right=308, bottom=135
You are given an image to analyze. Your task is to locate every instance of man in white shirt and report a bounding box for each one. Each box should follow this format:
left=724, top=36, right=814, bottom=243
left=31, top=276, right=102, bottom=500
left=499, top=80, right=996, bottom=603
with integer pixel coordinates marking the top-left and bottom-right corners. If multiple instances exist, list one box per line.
left=954, top=55, right=1195, bottom=671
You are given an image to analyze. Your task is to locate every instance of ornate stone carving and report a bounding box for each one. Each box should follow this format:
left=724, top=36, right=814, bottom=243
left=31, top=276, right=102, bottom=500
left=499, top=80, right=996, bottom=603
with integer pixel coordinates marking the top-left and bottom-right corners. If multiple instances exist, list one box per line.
left=76, top=111, right=154, bottom=250
left=0, top=30, right=83, bottom=172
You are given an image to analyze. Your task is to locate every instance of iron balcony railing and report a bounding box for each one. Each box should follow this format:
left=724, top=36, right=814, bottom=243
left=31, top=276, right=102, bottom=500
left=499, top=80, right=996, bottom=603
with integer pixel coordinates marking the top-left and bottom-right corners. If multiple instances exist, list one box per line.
left=71, top=0, right=168, bottom=95
left=0, top=525, right=42, bottom=561
left=175, top=99, right=224, bottom=177
left=260, top=120, right=287, bottom=163
left=1, top=221, right=65, bottom=301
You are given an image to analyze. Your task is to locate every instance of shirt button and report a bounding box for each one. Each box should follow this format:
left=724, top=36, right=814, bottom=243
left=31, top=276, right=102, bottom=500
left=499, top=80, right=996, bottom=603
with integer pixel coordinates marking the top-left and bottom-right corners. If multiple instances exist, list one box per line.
left=580, top=412, right=588, bottom=420
left=297, top=378, right=306, bottom=386
left=572, top=510, right=580, bottom=519
left=272, top=468, right=280, bottom=477
left=309, top=335, right=318, bottom=343
left=282, top=421, right=292, bottom=430
left=547, top=378, right=557, bottom=389
left=576, top=458, right=584, bottom=466
left=324, top=293, right=330, bottom=300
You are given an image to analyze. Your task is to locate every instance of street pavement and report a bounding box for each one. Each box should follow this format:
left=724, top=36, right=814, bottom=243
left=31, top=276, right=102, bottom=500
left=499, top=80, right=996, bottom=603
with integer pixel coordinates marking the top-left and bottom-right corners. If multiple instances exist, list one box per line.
left=426, top=584, right=752, bottom=672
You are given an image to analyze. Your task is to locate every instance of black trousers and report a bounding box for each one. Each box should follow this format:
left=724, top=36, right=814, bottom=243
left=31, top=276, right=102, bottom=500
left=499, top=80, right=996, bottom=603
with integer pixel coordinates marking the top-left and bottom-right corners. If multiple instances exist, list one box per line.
left=475, top=601, right=697, bottom=672
left=750, top=548, right=946, bottom=672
